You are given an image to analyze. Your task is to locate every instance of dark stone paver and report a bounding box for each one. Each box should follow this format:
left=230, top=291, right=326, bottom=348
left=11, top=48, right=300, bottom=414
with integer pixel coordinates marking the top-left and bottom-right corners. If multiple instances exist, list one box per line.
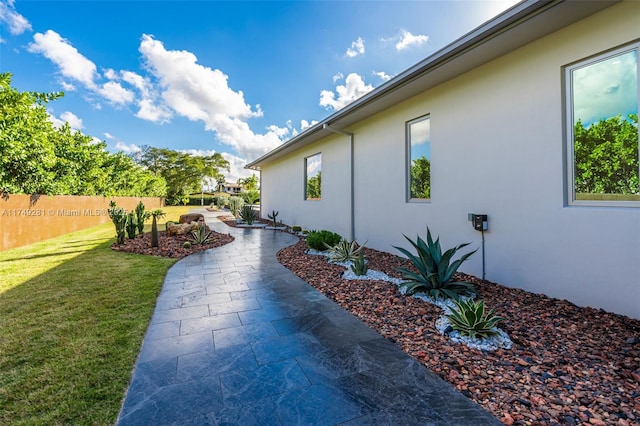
left=117, top=210, right=500, bottom=426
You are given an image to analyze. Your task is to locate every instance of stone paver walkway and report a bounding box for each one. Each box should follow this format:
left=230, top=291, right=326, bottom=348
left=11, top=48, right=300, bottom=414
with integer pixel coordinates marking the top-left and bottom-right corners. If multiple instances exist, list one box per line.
left=116, top=209, right=500, bottom=425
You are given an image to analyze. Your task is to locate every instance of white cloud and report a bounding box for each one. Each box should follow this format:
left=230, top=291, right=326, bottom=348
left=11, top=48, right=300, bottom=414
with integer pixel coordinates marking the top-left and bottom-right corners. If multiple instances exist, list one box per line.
left=104, top=132, right=115, bottom=140
left=135, top=98, right=172, bottom=123
left=138, top=34, right=285, bottom=160
left=115, top=141, right=141, bottom=153
left=60, top=111, right=83, bottom=129
left=47, top=110, right=83, bottom=130
left=395, top=30, right=428, bottom=51
left=332, top=72, right=344, bottom=83
left=0, top=0, right=32, bottom=35
left=346, top=37, right=365, bottom=58
left=221, top=152, right=253, bottom=183
left=98, top=81, right=135, bottom=105
left=59, top=81, right=76, bottom=91
left=28, top=30, right=98, bottom=88
left=373, top=71, right=392, bottom=82
left=103, top=68, right=118, bottom=80
left=319, top=72, right=374, bottom=111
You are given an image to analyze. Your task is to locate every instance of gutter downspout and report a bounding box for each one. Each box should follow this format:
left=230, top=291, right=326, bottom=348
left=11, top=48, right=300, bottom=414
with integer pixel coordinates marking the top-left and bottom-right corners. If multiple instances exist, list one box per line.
left=323, top=124, right=355, bottom=241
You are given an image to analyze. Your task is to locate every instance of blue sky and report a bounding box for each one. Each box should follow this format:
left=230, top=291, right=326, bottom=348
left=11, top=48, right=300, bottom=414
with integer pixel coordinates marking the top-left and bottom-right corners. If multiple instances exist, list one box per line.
left=1, top=0, right=519, bottom=182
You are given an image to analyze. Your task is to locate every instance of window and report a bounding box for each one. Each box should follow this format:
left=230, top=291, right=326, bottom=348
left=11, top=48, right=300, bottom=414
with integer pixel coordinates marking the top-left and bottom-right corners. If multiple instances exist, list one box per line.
left=305, top=153, right=321, bottom=200
left=567, top=43, right=639, bottom=205
left=407, top=115, right=431, bottom=200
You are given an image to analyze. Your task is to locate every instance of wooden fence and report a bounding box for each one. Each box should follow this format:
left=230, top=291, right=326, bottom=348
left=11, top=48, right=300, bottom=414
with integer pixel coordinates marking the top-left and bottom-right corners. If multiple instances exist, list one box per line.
left=0, top=195, right=164, bottom=251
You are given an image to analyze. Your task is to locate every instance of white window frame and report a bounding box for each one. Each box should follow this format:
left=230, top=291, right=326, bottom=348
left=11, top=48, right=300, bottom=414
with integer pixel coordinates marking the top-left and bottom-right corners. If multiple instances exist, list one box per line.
left=565, top=42, right=640, bottom=207
left=406, top=114, right=432, bottom=203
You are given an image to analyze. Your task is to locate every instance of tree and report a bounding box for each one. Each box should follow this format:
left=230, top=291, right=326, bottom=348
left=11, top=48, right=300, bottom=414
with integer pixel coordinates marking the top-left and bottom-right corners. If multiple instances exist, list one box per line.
left=574, top=114, right=639, bottom=196
left=410, top=155, right=431, bottom=199
left=306, top=171, right=321, bottom=199
left=0, top=73, right=167, bottom=197
left=0, top=72, right=61, bottom=195
left=135, top=146, right=230, bottom=205
left=238, top=173, right=259, bottom=191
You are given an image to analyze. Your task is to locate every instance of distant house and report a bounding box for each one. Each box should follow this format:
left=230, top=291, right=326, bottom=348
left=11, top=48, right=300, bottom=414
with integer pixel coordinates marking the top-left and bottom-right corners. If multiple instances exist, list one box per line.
left=221, top=183, right=242, bottom=195
left=248, top=0, right=640, bottom=319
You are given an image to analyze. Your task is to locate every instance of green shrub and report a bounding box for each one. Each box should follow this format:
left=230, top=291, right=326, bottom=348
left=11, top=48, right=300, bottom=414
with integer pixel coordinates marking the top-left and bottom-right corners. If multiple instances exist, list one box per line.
left=326, top=239, right=366, bottom=262
left=214, top=195, right=228, bottom=208
left=307, top=230, right=342, bottom=251
left=183, top=241, right=192, bottom=249
left=394, top=227, right=476, bottom=300
left=239, top=205, right=257, bottom=224
left=228, top=196, right=245, bottom=218
left=350, top=253, right=369, bottom=276
left=292, top=225, right=302, bottom=233
left=446, top=298, right=504, bottom=339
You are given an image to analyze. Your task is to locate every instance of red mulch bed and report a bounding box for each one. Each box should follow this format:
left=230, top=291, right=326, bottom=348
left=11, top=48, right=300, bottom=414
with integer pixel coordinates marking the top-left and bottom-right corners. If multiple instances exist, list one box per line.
left=277, top=238, right=640, bottom=425
left=110, top=228, right=234, bottom=259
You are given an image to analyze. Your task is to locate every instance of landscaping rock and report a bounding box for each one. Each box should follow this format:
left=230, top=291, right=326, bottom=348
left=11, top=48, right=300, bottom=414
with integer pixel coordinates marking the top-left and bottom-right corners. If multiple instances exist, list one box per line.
left=166, top=221, right=200, bottom=236
left=179, top=213, right=204, bottom=224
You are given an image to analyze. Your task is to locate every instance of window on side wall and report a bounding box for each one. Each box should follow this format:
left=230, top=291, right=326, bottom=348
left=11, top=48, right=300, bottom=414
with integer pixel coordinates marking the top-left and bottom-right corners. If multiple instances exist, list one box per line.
left=305, top=153, right=321, bottom=200
left=407, top=115, right=431, bottom=201
left=566, top=43, right=639, bottom=206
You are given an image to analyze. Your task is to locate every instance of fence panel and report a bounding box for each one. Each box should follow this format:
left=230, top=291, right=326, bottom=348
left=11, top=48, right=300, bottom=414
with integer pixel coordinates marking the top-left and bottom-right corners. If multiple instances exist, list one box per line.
left=0, top=195, right=164, bottom=251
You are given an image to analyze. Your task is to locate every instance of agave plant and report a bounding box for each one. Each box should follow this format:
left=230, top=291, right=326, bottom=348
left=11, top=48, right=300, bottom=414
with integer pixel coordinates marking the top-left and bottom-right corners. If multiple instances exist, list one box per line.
left=394, top=227, right=476, bottom=300
left=446, top=298, right=504, bottom=339
left=350, top=252, right=369, bottom=276
left=326, top=239, right=366, bottom=263
left=239, top=205, right=257, bottom=224
left=190, top=225, right=213, bottom=244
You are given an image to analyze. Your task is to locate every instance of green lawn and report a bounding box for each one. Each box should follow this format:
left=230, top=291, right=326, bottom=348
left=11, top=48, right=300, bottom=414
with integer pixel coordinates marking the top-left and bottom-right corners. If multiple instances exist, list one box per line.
left=0, top=206, right=192, bottom=425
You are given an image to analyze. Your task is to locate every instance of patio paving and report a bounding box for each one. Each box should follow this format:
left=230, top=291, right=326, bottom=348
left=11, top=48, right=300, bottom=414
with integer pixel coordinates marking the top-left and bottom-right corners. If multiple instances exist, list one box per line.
left=116, top=209, right=500, bottom=425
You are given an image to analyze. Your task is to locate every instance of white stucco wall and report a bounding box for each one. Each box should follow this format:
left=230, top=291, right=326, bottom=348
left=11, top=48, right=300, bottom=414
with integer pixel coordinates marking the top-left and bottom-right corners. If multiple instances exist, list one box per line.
left=260, top=1, right=640, bottom=319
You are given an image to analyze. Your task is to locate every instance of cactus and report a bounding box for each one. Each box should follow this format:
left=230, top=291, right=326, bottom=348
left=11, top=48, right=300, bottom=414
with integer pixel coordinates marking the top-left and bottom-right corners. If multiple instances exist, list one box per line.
left=107, top=201, right=127, bottom=245
left=135, top=201, right=150, bottom=234
left=267, top=210, right=279, bottom=227
left=125, top=212, right=137, bottom=240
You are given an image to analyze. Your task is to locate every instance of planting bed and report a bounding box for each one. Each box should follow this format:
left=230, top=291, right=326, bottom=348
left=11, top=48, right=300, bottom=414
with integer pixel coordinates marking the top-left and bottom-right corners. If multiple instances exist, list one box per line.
left=278, top=239, right=640, bottom=425
left=110, top=228, right=233, bottom=258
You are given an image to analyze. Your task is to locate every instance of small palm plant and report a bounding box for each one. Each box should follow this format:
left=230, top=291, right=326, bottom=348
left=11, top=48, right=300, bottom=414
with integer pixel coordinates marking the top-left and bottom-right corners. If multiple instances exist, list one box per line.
left=394, top=227, right=476, bottom=300
left=446, top=298, right=504, bottom=339
left=150, top=209, right=166, bottom=248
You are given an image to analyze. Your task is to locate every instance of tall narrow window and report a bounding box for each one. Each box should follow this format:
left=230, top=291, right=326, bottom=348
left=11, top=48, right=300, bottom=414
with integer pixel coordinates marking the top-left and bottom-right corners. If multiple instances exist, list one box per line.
left=408, top=115, right=431, bottom=200
left=567, top=44, right=639, bottom=205
left=305, top=153, right=321, bottom=200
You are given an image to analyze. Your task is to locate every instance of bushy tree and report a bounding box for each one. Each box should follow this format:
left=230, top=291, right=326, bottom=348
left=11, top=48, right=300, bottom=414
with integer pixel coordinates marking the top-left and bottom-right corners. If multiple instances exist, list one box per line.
left=134, top=146, right=229, bottom=205
left=574, top=114, right=639, bottom=195
left=306, top=171, right=321, bottom=199
left=0, top=73, right=167, bottom=197
left=410, top=155, right=431, bottom=199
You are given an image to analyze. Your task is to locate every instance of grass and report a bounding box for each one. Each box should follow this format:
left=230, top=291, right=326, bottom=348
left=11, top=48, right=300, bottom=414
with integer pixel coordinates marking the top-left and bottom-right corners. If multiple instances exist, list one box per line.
left=0, top=206, right=192, bottom=425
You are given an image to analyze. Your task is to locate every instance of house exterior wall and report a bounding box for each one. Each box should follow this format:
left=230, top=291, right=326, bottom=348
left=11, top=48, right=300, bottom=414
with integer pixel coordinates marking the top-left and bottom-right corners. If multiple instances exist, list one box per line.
left=260, top=135, right=352, bottom=236
left=259, top=1, right=640, bottom=319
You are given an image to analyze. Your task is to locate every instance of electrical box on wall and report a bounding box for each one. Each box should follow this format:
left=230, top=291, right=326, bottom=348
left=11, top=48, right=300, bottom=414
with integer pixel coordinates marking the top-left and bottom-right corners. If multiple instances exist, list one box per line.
left=469, top=214, right=488, bottom=231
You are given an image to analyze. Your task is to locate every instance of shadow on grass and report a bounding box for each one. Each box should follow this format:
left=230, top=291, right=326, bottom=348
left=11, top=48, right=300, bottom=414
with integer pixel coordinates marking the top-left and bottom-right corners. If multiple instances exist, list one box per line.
left=0, top=239, right=176, bottom=425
